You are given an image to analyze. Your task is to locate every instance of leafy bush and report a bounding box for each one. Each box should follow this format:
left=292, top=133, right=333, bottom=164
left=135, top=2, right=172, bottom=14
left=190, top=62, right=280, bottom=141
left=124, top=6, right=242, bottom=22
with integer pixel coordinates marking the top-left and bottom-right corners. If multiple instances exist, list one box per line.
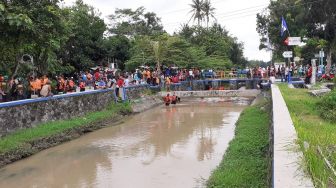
left=317, top=90, right=336, bottom=122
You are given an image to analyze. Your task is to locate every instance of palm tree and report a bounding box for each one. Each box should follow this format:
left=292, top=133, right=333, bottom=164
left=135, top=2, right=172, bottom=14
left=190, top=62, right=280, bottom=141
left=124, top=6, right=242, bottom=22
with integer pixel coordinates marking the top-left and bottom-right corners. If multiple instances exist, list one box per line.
left=189, top=0, right=204, bottom=26
left=203, top=0, right=216, bottom=28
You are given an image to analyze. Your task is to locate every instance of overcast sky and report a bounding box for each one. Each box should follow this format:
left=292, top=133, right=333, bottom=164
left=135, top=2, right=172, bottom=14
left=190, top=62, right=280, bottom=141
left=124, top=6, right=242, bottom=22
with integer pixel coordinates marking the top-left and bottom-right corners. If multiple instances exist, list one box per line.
left=63, top=0, right=271, bottom=61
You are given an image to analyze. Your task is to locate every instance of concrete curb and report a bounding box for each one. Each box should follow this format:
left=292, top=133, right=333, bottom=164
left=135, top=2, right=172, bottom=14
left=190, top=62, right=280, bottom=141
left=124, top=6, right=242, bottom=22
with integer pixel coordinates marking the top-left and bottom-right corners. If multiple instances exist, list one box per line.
left=271, top=84, right=314, bottom=188
left=159, top=90, right=261, bottom=98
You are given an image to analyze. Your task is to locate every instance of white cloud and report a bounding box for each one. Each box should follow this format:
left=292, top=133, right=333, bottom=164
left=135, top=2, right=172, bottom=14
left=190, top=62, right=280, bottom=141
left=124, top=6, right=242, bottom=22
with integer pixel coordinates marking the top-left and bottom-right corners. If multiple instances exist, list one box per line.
left=63, top=0, right=271, bottom=61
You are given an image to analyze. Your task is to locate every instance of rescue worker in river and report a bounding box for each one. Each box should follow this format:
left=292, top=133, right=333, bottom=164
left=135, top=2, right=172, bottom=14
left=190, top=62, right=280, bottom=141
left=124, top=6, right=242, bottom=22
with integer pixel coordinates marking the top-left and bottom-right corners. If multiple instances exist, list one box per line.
left=170, top=93, right=180, bottom=104
left=163, top=93, right=171, bottom=106
left=163, top=93, right=181, bottom=106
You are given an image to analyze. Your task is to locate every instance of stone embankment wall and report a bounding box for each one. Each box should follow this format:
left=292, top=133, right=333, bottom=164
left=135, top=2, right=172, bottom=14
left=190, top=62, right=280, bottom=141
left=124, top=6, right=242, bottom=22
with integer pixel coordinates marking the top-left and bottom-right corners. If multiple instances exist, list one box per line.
left=0, top=86, right=155, bottom=137
left=160, top=90, right=261, bottom=98
left=169, top=79, right=264, bottom=91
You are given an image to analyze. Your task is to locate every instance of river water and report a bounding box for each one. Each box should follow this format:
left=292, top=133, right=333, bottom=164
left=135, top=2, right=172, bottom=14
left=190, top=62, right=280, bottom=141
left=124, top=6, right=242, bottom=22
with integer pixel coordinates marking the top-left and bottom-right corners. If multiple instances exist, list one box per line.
left=0, top=98, right=249, bottom=188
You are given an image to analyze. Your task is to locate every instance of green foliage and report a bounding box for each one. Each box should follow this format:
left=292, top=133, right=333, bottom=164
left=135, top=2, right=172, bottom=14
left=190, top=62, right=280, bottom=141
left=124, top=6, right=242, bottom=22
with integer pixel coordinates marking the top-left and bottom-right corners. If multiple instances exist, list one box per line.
left=207, top=101, right=271, bottom=188
left=103, top=35, right=131, bottom=70
left=248, top=60, right=270, bottom=68
left=256, top=0, right=308, bottom=61
left=257, top=0, right=336, bottom=67
left=58, top=0, right=107, bottom=72
left=317, top=90, right=336, bottom=122
left=198, top=56, right=232, bottom=70
left=108, top=6, right=164, bottom=36
left=0, top=1, right=245, bottom=76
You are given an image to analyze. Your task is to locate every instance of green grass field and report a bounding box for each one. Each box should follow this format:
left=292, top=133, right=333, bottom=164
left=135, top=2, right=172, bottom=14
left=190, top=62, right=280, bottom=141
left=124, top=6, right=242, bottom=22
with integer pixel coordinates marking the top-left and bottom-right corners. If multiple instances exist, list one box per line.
left=207, top=100, right=271, bottom=188
left=279, top=84, right=336, bottom=187
left=0, top=102, right=132, bottom=154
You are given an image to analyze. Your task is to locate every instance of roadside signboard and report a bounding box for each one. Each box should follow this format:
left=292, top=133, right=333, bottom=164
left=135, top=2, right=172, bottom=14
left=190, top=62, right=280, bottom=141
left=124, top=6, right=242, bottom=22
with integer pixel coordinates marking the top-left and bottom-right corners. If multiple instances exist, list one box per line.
left=282, top=51, right=293, bottom=58
left=288, top=37, right=301, bottom=46
left=284, top=37, right=301, bottom=46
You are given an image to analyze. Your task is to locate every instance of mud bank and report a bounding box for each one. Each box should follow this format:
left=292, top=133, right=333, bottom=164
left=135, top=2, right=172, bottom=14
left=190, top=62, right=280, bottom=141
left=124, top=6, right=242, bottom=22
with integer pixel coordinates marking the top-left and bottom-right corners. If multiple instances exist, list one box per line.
left=0, top=96, right=162, bottom=168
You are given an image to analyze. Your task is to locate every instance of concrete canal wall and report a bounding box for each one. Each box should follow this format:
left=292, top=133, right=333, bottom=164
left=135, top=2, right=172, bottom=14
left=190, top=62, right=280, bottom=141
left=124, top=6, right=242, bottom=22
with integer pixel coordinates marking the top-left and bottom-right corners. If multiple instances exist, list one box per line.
left=160, top=89, right=261, bottom=98
left=0, top=79, right=265, bottom=137
left=0, top=86, right=155, bottom=137
left=169, top=79, right=266, bottom=91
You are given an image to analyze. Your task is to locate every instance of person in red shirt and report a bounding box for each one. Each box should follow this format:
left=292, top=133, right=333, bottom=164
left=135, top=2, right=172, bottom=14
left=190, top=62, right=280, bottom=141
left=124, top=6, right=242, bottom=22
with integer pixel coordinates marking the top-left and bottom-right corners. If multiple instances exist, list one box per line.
left=305, top=64, right=313, bottom=84
left=94, top=71, right=100, bottom=81
left=79, top=80, right=86, bottom=92
left=115, top=76, right=124, bottom=99
left=117, top=76, right=124, bottom=88
left=172, top=76, right=179, bottom=83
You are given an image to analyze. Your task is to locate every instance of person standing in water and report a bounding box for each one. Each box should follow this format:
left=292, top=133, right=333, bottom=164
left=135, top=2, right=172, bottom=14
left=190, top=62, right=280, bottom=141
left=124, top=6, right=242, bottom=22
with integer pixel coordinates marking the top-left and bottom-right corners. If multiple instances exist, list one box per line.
left=163, top=93, right=171, bottom=106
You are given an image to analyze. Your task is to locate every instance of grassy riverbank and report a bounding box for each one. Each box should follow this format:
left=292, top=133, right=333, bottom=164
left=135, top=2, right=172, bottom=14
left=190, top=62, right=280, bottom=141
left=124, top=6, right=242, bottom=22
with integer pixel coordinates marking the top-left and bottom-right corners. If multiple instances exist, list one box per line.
left=0, top=102, right=132, bottom=155
left=207, top=98, right=271, bottom=188
left=279, top=84, right=336, bottom=187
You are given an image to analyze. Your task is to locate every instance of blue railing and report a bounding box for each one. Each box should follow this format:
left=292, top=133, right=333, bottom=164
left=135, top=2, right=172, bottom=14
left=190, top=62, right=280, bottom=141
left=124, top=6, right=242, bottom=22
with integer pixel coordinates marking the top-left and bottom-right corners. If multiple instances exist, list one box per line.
left=0, top=79, right=269, bottom=108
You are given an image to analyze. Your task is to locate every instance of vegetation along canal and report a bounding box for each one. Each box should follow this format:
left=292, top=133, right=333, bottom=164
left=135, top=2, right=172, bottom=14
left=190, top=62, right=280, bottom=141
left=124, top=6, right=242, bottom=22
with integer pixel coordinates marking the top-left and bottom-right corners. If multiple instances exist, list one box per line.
left=0, top=98, right=250, bottom=188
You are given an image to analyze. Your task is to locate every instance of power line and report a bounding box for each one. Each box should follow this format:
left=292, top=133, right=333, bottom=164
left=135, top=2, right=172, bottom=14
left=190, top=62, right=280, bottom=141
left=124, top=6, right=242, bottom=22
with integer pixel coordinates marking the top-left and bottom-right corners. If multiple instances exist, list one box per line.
left=216, top=7, right=266, bottom=19
left=162, top=0, right=324, bottom=28
left=159, top=0, right=228, bottom=15
left=216, top=4, right=268, bottom=16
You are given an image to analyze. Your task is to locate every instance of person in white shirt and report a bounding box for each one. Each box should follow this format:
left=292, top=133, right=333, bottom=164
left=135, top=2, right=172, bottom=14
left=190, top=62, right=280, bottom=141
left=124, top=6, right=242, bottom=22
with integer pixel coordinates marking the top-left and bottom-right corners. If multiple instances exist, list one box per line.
left=124, top=76, right=130, bottom=87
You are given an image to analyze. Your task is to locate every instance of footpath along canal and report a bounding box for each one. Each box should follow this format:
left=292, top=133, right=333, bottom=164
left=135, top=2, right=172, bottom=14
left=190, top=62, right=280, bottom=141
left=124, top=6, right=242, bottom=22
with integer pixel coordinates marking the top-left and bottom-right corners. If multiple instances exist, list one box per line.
left=0, top=97, right=250, bottom=188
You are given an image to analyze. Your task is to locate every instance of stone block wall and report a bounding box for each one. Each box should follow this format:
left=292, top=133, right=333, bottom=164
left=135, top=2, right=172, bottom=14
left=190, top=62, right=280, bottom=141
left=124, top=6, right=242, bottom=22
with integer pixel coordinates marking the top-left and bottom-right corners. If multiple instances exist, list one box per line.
left=169, top=79, right=264, bottom=91
left=0, top=90, right=116, bottom=137
left=0, top=84, right=158, bottom=137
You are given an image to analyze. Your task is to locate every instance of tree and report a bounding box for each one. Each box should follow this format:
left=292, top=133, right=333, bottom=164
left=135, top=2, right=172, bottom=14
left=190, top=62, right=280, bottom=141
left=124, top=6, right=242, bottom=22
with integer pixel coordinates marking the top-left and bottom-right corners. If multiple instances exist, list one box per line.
left=303, top=0, right=336, bottom=74
left=203, top=0, right=216, bottom=28
left=125, top=36, right=155, bottom=71
left=108, top=7, right=164, bottom=36
left=256, top=0, right=307, bottom=62
left=177, top=23, right=245, bottom=68
left=189, top=0, right=204, bottom=26
left=103, top=35, right=131, bottom=70
left=58, top=0, right=107, bottom=72
left=256, top=0, right=336, bottom=72
left=0, top=0, right=66, bottom=78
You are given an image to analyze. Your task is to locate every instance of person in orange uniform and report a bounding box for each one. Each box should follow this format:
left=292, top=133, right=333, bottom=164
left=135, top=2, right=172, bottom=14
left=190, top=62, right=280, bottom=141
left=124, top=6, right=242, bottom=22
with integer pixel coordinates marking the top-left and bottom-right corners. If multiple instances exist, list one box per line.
left=34, top=77, right=42, bottom=95
left=146, top=69, right=151, bottom=84
left=165, top=77, right=171, bottom=92
left=163, top=93, right=171, bottom=106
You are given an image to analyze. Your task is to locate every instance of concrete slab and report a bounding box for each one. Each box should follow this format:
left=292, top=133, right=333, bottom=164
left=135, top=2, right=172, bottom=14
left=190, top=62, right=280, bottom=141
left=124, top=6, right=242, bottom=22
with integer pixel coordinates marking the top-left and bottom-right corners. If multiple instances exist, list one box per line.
left=159, top=90, right=261, bottom=98
left=272, top=84, right=314, bottom=188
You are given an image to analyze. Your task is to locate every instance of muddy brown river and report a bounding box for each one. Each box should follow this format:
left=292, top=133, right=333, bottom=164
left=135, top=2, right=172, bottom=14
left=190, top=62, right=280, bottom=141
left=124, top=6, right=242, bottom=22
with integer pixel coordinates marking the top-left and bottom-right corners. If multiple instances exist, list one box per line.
left=0, top=98, right=248, bottom=188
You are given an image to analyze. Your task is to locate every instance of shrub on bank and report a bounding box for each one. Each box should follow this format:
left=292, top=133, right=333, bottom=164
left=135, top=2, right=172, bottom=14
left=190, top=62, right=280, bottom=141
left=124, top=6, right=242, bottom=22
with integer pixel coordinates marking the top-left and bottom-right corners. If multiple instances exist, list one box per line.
left=317, top=90, right=336, bottom=122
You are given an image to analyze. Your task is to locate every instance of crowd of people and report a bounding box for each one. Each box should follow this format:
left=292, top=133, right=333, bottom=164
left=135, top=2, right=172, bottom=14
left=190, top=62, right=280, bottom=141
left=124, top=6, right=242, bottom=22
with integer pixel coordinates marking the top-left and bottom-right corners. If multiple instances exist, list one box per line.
left=0, top=63, right=335, bottom=103
left=241, top=63, right=335, bottom=83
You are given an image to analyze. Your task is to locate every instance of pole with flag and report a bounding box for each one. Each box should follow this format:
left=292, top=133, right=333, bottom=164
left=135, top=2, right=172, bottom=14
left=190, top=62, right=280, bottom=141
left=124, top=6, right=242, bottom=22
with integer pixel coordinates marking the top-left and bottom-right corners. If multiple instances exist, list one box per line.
left=281, top=16, right=290, bottom=37
left=281, top=16, right=292, bottom=80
